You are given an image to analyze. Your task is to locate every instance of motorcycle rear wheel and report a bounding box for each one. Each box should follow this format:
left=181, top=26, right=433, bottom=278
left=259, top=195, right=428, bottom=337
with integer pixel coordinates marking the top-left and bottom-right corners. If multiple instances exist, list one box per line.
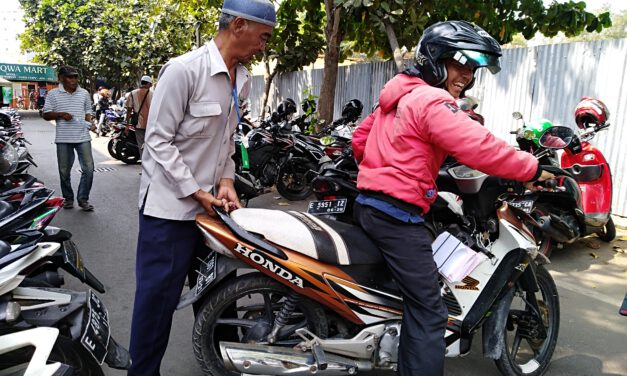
left=597, top=216, right=616, bottom=242
left=276, top=158, right=316, bottom=201
left=495, top=265, right=560, bottom=376
left=192, top=273, right=328, bottom=376
left=0, top=335, right=104, bottom=376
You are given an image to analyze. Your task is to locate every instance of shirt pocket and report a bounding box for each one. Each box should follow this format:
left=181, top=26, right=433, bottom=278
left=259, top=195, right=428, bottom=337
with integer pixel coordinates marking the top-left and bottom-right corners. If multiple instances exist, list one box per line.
left=185, top=101, right=222, bottom=138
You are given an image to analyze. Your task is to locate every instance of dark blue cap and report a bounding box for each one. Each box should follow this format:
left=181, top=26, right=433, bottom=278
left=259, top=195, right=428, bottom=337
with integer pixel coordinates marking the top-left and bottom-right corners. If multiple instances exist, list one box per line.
left=221, top=0, right=276, bottom=27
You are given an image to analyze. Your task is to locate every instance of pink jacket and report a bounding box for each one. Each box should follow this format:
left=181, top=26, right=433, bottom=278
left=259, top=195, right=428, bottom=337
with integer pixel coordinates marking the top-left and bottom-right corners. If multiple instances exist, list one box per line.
left=353, top=74, right=539, bottom=214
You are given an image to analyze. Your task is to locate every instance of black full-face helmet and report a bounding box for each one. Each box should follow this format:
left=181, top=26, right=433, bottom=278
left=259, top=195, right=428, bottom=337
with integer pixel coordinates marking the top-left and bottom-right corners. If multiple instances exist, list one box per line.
left=277, top=98, right=297, bottom=118
left=341, top=99, right=363, bottom=123
left=414, top=21, right=502, bottom=91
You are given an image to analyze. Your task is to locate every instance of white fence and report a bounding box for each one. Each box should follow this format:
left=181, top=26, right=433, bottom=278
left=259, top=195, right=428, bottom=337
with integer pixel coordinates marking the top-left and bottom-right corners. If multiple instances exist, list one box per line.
left=250, top=38, right=627, bottom=216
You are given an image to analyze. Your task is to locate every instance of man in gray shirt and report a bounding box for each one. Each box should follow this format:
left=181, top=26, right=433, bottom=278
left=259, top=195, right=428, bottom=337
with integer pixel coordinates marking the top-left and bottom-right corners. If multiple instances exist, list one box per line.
left=128, top=0, right=275, bottom=374
left=43, top=66, right=96, bottom=211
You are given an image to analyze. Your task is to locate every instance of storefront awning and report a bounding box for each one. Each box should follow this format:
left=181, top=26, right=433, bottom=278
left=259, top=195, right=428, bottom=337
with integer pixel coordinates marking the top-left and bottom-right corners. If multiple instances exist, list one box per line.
left=0, top=77, right=12, bottom=86
left=0, top=63, right=57, bottom=82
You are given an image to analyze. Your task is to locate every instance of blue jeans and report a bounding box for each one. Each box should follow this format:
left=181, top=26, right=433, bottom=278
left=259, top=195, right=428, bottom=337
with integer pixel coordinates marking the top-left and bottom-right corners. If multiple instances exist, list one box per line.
left=56, top=142, right=94, bottom=203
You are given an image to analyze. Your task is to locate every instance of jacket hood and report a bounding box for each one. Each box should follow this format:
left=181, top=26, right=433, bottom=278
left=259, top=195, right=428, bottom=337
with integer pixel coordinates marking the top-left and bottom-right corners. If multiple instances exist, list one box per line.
left=378, top=74, right=424, bottom=113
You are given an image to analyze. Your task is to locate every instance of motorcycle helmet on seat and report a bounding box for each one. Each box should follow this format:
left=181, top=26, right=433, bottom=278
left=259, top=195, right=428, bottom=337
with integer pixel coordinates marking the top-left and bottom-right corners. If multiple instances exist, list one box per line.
left=414, top=20, right=502, bottom=91
left=574, top=97, right=609, bottom=129
left=341, top=99, right=363, bottom=123
left=276, top=98, right=297, bottom=119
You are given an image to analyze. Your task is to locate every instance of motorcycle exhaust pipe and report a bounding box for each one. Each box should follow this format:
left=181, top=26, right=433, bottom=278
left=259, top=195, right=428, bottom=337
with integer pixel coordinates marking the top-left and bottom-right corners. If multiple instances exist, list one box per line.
left=537, top=216, right=574, bottom=244
left=220, top=341, right=372, bottom=375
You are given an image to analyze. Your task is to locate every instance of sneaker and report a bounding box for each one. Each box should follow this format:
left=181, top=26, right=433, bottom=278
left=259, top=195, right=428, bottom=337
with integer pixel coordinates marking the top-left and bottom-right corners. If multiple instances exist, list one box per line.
left=78, top=201, right=95, bottom=212
left=63, top=200, right=74, bottom=209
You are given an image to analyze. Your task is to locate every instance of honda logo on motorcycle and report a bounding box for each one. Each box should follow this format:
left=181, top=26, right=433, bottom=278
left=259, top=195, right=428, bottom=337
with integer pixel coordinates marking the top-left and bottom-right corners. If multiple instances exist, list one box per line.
left=454, top=276, right=480, bottom=291
left=234, top=243, right=304, bottom=288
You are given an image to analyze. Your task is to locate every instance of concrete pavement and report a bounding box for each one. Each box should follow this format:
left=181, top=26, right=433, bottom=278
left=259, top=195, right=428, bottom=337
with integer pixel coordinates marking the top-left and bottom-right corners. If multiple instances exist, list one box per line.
left=19, top=115, right=627, bottom=376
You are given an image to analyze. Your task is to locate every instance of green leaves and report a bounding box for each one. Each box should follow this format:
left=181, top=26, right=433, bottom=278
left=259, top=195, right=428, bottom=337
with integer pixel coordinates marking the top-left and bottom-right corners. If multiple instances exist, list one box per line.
left=19, top=0, right=200, bottom=89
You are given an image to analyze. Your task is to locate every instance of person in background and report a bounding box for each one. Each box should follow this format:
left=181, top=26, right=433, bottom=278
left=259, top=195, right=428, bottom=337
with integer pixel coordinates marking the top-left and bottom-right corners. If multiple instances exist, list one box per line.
left=42, top=66, right=97, bottom=211
left=127, top=0, right=275, bottom=374
left=125, top=76, right=153, bottom=152
left=28, top=90, right=36, bottom=109
left=351, top=21, right=554, bottom=376
left=118, top=87, right=134, bottom=108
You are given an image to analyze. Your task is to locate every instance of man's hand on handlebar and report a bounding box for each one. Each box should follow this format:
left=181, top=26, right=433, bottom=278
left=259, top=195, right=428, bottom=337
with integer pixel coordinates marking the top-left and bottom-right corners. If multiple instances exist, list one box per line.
left=524, top=170, right=555, bottom=192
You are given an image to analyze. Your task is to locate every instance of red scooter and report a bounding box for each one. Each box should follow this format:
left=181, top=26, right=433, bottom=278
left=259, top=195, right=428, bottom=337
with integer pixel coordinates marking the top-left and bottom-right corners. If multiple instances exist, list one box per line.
left=560, top=109, right=614, bottom=240
left=529, top=97, right=615, bottom=255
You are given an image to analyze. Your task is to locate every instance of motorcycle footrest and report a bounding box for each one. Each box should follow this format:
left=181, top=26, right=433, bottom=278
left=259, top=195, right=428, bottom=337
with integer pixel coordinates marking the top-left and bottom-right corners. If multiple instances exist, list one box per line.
left=311, top=342, right=328, bottom=371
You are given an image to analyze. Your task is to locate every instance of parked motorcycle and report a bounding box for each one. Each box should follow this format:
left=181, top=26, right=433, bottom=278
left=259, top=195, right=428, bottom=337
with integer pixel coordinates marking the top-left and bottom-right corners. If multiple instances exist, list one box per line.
left=510, top=98, right=615, bottom=256
left=0, top=327, right=73, bottom=375
left=107, top=124, right=141, bottom=164
left=0, top=232, right=131, bottom=375
left=178, top=159, right=559, bottom=376
left=0, top=132, right=131, bottom=375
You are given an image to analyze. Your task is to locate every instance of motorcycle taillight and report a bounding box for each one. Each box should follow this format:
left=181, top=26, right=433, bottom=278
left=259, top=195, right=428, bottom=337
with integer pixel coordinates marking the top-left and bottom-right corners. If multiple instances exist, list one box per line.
left=312, top=180, right=331, bottom=193
left=45, top=198, right=65, bottom=209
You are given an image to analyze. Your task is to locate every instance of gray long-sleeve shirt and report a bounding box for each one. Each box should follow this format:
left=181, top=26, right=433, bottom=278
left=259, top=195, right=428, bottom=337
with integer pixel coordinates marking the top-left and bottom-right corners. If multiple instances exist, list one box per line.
left=139, top=40, right=251, bottom=220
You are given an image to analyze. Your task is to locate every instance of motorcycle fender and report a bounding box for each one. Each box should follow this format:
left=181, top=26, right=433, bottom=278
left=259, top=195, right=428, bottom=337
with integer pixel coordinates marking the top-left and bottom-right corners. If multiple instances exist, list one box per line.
left=462, top=249, right=526, bottom=334
left=482, top=287, right=515, bottom=359
left=176, top=256, right=248, bottom=310
left=19, top=288, right=87, bottom=340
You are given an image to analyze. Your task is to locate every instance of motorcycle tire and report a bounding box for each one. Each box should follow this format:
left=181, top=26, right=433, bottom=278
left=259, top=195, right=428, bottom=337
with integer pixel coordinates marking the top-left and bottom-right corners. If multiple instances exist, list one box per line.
left=107, top=139, right=118, bottom=159
left=276, top=158, right=316, bottom=201
left=495, top=265, right=560, bottom=376
left=192, top=273, right=328, bottom=376
left=119, top=148, right=140, bottom=165
left=0, top=334, right=104, bottom=376
left=597, top=216, right=616, bottom=242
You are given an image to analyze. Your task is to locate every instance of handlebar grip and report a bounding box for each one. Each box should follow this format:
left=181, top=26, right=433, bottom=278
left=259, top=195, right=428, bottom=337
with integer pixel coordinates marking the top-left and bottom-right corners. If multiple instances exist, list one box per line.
left=535, top=179, right=557, bottom=188
left=510, top=131, right=517, bottom=134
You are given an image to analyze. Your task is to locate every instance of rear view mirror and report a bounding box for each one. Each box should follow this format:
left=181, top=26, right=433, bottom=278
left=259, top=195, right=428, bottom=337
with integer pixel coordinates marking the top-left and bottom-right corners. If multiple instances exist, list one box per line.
left=539, top=126, right=574, bottom=149
left=512, top=112, right=523, bottom=120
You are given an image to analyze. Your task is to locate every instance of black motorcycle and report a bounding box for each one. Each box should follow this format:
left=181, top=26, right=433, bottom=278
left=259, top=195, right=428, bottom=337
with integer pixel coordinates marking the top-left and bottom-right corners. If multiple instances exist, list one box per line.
left=107, top=124, right=141, bottom=164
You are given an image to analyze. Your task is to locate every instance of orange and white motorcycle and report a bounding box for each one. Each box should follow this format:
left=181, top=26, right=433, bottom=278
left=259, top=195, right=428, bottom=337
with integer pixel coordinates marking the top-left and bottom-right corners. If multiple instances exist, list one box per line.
left=179, top=165, right=560, bottom=376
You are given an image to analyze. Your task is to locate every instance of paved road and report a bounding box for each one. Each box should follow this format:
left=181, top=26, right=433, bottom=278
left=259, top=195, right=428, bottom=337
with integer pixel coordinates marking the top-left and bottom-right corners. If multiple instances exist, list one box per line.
left=20, top=115, right=627, bottom=376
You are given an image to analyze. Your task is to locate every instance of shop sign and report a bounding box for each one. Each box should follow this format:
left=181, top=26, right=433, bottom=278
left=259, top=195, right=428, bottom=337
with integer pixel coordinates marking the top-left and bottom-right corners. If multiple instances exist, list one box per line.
left=0, top=63, right=57, bottom=82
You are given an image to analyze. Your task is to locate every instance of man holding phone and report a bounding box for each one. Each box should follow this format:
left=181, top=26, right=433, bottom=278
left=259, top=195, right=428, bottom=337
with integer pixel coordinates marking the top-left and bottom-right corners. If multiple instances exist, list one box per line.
left=43, top=65, right=97, bottom=211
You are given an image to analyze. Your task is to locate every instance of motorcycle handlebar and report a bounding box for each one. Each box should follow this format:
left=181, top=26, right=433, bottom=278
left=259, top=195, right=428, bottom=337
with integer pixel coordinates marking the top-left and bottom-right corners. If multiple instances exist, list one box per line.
left=534, top=179, right=557, bottom=189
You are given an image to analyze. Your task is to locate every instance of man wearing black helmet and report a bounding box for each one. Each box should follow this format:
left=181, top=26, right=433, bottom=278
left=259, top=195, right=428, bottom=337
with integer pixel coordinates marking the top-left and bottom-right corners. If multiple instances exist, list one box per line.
left=352, top=21, right=553, bottom=375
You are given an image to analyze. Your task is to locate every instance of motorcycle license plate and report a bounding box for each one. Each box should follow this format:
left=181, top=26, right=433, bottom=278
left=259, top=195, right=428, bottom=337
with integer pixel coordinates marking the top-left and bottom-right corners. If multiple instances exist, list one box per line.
left=62, top=240, right=86, bottom=280
left=308, top=198, right=348, bottom=215
left=81, top=291, right=111, bottom=365
left=507, top=198, right=535, bottom=213
left=195, top=253, right=217, bottom=297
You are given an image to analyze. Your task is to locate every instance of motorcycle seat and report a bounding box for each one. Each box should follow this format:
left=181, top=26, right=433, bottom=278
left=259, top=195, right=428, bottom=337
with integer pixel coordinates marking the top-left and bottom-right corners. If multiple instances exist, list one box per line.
left=230, top=208, right=383, bottom=265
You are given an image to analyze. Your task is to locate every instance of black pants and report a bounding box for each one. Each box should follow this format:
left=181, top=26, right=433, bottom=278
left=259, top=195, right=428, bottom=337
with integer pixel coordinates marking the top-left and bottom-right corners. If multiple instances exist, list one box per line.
left=128, top=213, right=208, bottom=376
left=355, top=202, right=448, bottom=376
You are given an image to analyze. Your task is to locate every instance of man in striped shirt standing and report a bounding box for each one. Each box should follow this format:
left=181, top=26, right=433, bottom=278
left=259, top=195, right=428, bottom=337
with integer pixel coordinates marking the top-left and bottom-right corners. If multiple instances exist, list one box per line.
left=43, top=66, right=96, bottom=211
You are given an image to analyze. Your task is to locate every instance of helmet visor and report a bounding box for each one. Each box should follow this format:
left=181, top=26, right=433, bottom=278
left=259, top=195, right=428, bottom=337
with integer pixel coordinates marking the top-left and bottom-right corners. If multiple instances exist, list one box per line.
left=443, top=50, right=501, bottom=74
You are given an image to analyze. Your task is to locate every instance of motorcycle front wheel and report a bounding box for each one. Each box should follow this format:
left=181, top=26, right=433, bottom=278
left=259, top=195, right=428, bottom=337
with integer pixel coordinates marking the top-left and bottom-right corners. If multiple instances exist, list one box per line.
left=495, top=265, right=560, bottom=376
left=107, top=139, right=119, bottom=159
left=276, top=158, right=316, bottom=201
left=192, top=273, right=328, bottom=376
left=597, top=216, right=616, bottom=242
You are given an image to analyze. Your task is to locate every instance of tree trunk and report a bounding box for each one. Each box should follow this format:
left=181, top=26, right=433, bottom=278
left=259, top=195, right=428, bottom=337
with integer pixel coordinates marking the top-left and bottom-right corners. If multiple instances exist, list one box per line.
left=318, top=1, right=342, bottom=128
left=385, top=22, right=404, bottom=72
left=261, top=58, right=277, bottom=120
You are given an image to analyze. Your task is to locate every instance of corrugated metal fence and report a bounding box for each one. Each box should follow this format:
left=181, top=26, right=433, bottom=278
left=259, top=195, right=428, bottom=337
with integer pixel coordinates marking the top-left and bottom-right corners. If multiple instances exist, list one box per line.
left=250, top=38, right=627, bottom=216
